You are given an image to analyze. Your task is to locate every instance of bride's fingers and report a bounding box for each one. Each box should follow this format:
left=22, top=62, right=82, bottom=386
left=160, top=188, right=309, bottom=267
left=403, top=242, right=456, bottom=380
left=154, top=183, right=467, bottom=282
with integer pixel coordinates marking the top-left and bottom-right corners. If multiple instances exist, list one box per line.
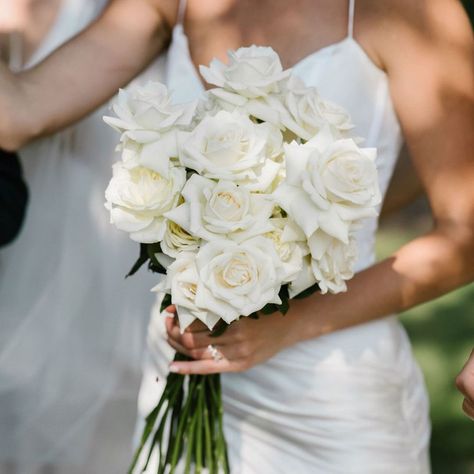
left=169, top=357, right=245, bottom=375
left=167, top=333, right=247, bottom=366
left=184, top=319, right=209, bottom=333
left=165, top=310, right=211, bottom=334
left=166, top=337, right=191, bottom=357
left=167, top=319, right=220, bottom=350
left=166, top=337, right=234, bottom=362
left=164, top=315, right=175, bottom=335
left=166, top=337, right=209, bottom=360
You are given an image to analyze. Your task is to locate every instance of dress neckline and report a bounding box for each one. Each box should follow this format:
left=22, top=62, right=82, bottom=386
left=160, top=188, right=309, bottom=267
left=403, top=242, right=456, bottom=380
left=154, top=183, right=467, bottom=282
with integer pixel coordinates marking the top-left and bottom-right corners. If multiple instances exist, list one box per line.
left=171, top=24, right=386, bottom=95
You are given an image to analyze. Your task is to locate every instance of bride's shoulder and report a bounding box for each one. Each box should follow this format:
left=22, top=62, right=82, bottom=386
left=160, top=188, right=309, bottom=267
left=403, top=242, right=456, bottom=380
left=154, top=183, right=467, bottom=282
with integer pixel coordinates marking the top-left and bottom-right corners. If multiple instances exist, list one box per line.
left=358, top=0, right=473, bottom=73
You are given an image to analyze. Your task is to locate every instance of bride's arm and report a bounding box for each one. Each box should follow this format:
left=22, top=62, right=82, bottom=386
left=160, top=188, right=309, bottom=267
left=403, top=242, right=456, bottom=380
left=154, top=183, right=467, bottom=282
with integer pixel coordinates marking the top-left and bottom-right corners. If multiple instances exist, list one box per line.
left=380, top=145, right=424, bottom=218
left=165, top=0, right=474, bottom=374
left=292, top=0, right=474, bottom=333
left=0, top=0, right=173, bottom=151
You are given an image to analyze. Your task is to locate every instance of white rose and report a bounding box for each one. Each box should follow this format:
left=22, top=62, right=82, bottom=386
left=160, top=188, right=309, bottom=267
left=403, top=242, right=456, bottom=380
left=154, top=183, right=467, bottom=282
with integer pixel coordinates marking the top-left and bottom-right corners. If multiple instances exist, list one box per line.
left=273, top=126, right=380, bottom=243
left=104, top=82, right=195, bottom=133
left=152, top=254, right=220, bottom=331
left=264, top=217, right=309, bottom=284
left=191, top=92, right=229, bottom=126
left=288, top=255, right=318, bottom=298
left=260, top=122, right=284, bottom=161
left=309, top=230, right=357, bottom=294
left=105, top=162, right=185, bottom=243
left=104, top=82, right=196, bottom=177
left=116, top=129, right=182, bottom=179
left=318, top=100, right=354, bottom=133
left=165, top=174, right=275, bottom=242
left=282, top=76, right=354, bottom=140
left=208, top=88, right=286, bottom=127
left=198, top=84, right=288, bottom=131
left=161, top=220, right=201, bottom=258
left=179, top=110, right=281, bottom=192
left=194, top=238, right=283, bottom=323
left=199, top=46, right=291, bottom=99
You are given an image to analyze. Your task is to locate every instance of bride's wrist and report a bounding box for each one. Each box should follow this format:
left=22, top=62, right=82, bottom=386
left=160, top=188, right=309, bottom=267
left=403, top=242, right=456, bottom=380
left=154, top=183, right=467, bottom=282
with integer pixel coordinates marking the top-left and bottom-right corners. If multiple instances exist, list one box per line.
left=287, top=293, right=341, bottom=345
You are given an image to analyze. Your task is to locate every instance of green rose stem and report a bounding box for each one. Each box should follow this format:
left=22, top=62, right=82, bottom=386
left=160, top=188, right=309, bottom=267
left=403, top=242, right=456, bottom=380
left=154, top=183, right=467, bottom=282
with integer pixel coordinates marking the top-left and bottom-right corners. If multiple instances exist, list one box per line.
left=195, top=383, right=203, bottom=473
left=128, top=352, right=230, bottom=474
left=184, top=408, right=197, bottom=473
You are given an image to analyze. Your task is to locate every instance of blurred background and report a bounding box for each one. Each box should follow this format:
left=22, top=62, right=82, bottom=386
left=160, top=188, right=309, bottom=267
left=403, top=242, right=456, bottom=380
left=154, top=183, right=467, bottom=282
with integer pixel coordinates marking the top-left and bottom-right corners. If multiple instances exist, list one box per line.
left=0, top=1, right=472, bottom=473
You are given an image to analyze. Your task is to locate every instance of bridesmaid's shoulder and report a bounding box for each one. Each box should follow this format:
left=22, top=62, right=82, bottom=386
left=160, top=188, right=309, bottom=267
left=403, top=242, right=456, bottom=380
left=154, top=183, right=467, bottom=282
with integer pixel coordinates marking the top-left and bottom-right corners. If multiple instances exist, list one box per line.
left=135, top=0, right=180, bottom=30
left=357, top=0, right=473, bottom=72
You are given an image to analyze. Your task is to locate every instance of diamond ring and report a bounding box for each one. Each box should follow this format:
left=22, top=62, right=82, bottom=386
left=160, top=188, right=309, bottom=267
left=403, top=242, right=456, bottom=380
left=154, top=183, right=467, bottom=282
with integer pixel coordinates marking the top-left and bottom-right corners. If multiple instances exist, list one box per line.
left=207, top=344, right=224, bottom=362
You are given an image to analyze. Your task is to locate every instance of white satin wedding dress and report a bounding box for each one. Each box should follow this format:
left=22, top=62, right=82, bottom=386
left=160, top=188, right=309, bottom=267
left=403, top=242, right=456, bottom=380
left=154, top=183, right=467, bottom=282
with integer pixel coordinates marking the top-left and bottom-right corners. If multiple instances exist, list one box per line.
left=0, top=1, right=158, bottom=472
left=136, top=1, right=431, bottom=473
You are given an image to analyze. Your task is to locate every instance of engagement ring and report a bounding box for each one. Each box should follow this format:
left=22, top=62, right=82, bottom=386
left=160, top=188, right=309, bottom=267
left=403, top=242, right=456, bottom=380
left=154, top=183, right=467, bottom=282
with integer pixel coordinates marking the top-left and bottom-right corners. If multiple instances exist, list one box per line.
left=207, top=344, right=223, bottom=362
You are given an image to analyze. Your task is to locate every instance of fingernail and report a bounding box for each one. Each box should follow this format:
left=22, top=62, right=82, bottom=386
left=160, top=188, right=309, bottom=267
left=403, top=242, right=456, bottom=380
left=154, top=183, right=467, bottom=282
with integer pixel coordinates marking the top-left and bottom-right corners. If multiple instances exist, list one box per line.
left=169, top=364, right=179, bottom=373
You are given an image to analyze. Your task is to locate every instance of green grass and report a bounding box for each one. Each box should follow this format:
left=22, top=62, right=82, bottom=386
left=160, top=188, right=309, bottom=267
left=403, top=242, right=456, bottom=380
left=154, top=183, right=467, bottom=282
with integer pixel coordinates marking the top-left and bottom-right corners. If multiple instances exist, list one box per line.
left=376, top=225, right=474, bottom=474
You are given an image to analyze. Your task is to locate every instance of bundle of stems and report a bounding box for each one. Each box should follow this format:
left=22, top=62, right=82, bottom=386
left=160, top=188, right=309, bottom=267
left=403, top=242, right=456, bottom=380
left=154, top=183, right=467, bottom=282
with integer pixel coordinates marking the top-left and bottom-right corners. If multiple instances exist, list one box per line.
left=128, top=352, right=230, bottom=474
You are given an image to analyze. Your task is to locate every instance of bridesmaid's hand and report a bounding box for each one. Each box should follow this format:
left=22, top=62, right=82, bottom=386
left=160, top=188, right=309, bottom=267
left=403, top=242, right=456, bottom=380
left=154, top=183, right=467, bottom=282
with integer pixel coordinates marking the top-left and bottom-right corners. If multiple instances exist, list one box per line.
left=164, top=304, right=303, bottom=375
left=456, top=349, right=474, bottom=420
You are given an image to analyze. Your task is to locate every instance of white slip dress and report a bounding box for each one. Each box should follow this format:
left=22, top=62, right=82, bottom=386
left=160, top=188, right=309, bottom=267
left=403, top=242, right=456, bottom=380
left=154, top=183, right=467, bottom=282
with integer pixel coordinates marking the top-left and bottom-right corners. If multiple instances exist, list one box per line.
left=0, top=1, right=162, bottom=472
left=136, top=0, right=432, bottom=473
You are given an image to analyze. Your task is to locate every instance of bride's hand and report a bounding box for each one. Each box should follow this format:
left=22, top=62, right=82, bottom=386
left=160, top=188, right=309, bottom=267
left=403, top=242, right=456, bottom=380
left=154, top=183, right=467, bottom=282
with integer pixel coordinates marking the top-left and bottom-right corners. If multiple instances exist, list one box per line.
left=164, top=304, right=304, bottom=375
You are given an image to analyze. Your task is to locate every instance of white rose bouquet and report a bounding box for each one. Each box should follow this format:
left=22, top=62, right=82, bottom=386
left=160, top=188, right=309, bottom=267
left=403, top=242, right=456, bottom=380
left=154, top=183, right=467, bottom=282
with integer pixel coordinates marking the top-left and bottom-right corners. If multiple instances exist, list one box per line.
left=104, top=45, right=380, bottom=474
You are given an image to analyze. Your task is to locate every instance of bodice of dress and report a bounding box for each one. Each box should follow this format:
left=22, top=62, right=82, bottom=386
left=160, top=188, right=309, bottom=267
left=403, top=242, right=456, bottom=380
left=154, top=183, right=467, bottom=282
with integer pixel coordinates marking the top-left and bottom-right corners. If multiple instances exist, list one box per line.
left=163, top=0, right=403, bottom=273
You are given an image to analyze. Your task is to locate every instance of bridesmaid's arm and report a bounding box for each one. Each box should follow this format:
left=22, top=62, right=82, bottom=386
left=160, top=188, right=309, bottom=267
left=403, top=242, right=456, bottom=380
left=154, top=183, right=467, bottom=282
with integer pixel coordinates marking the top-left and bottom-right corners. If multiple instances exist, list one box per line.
left=166, top=0, right=474, bottom=375
left=0, top=0, right=175, bottom=151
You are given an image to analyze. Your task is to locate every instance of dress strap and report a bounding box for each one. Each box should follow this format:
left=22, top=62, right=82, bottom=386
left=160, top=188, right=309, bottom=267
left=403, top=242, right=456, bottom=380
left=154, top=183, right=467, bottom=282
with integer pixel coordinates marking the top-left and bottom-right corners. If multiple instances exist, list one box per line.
left=8, top=32, right=23, bottom=72
left=177, top=0, right=188, bottom=26
left=348, top=0, right=355, bottom=38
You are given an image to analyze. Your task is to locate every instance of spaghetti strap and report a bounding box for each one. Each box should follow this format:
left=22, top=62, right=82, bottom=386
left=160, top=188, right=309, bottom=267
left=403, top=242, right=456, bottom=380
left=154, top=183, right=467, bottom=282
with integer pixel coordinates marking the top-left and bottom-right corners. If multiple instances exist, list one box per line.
left=348, top=0, right=355, bottom=38
left=8, top=32, right=23, bottom=72
left=177, top=0, right=188, bottom=26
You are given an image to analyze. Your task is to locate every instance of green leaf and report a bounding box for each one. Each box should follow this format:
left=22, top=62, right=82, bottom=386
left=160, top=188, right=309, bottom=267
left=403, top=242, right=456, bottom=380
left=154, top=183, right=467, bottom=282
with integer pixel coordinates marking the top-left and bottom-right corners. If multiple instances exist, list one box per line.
left=278, top=285, right=290, bottom=315
left=293, top=283, right=320, bottom=300
left=147, top=243, right=167, bottom=274
left=125, top=243, right=149, bottom=278
left=259, top=285, right=290, bottom=316
left=185, top=167, right=198, bottom=177
left=160, top=294, right=172, bottom=313
left=260, top=304, right=278, bottom=315
left=279, top=298, right=290, bottom=315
